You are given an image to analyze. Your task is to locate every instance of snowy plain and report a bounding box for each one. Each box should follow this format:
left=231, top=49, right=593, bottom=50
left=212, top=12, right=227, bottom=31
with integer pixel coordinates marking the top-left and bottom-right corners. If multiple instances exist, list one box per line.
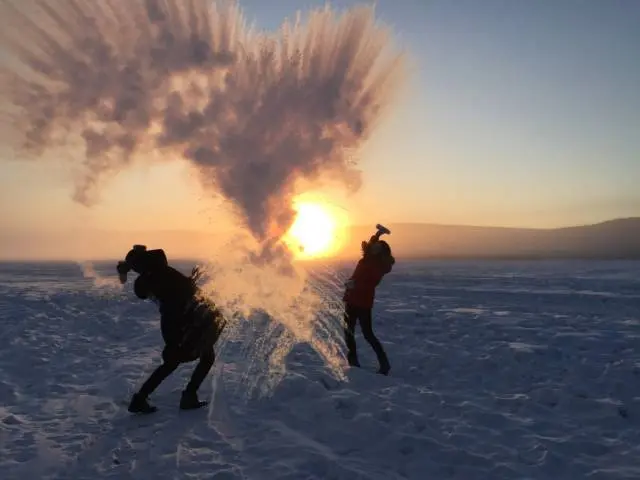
left=1, top=259, right=640, bottom=479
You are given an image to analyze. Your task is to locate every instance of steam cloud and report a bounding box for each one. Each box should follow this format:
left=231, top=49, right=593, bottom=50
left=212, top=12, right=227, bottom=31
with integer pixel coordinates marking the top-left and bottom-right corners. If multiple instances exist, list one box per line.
left=0, top=0, right=405, bottom=246
left=0, top=0, right=406, bottom=396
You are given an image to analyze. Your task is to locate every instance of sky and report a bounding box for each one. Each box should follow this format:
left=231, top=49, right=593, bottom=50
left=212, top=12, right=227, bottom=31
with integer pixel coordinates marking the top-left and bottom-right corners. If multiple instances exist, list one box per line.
left=1, top=0, right=639, bottom=258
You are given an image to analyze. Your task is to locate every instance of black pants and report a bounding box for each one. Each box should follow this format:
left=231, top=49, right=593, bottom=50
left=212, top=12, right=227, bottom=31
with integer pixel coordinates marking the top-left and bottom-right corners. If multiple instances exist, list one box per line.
left=344, top=304, right=390, bottom=369
left=138, top=313, right=221, bottom=398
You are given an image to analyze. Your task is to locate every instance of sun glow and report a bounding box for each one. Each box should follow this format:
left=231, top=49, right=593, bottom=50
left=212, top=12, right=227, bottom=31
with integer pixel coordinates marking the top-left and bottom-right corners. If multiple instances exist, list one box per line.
left=284, top=198, right=349, bottom=259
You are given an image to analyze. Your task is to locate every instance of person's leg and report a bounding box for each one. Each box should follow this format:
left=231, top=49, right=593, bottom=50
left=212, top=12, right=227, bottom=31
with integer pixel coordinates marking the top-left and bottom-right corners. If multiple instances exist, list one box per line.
left=344, top=304, right=360, bottom=367
left=180, top=348, right=215, bottom=409
left=359, top=308, right=391, bottom=375
left=138, top=361, right=180, bottom=397
left=128, top=345, right=181, bottom=414
left=180, top=318, right=218, bottom=410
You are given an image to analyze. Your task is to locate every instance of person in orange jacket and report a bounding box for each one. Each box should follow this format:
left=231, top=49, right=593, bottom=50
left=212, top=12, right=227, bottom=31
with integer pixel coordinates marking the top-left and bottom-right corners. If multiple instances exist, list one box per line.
left=343, top=225, right=395, bottom=375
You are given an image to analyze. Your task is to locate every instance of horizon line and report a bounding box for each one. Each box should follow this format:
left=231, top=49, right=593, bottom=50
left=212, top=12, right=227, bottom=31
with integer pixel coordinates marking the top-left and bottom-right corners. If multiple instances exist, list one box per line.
left=2, top=253, right=640, bottom=264
left=3, top=216, right=638, bottom=237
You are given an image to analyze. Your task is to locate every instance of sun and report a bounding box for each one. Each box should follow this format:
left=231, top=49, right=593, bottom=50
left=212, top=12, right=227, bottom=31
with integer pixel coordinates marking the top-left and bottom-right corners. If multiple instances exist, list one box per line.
left=284, top=199, right=347, bottom=259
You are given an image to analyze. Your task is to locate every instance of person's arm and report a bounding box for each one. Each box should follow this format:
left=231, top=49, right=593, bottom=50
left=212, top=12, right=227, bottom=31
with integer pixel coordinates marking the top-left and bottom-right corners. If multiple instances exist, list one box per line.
left=133, top=274, right=152, bottom=299
left=362, top=234, right=382, bottom=254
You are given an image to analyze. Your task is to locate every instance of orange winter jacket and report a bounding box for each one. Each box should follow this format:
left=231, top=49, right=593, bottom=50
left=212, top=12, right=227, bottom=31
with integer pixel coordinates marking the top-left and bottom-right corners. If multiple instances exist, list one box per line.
left=343, top=255, right=394, bottom=309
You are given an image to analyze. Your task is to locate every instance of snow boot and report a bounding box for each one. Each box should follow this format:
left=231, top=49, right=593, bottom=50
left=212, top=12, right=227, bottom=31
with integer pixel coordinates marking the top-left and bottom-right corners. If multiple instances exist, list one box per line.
left=347, top=353, right=361, bottom=368
left=377, top=361, right=391, bottom=376
left=128, top=393, right=158, bottom=414
left=180, top=390, right=208, bottom=410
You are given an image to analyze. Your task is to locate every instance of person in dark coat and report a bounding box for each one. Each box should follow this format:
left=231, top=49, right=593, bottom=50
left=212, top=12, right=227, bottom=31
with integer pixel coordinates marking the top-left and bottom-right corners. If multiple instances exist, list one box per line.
left=116, top=245, right=226, bottom=414
left=343, top=232, right=395, bottom=375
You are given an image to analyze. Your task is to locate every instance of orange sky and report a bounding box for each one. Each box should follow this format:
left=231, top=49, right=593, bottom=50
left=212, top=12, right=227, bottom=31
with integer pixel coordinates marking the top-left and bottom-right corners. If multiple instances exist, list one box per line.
left=2, top=1, right=639, bottom=260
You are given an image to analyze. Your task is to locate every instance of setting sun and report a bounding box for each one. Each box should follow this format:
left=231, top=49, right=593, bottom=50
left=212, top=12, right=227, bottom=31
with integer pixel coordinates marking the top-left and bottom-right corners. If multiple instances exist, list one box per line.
left=284, top=198, right=348, bottom=259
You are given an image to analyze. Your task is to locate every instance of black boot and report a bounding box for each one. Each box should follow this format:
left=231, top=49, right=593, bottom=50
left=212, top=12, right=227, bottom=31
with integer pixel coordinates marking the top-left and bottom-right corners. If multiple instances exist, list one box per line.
left=347, top=352, right=361, bottom=368
left=377, top=360, right=391, bottom=376
left=180, top=389, right=208, bottom=410
left=128, top=393, right=158, bottom=414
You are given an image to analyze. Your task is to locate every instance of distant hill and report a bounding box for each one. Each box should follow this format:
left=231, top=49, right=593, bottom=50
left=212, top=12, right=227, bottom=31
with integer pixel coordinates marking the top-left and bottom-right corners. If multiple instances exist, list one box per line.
left=1, top=218, right=639, bottom=261
left=344, top=218, right=640, bottom=260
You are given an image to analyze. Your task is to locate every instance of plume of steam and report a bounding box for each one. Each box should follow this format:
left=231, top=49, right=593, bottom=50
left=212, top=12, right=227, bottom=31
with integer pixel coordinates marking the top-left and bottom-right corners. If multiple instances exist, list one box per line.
left=0, top=0, right=405, bottom=247
left=0, top=0, right=405, bottom=395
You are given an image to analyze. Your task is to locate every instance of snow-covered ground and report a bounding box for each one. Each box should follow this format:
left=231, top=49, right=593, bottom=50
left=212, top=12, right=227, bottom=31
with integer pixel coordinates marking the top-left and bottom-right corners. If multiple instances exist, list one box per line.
left=1, top=260, right=640, bottom=479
